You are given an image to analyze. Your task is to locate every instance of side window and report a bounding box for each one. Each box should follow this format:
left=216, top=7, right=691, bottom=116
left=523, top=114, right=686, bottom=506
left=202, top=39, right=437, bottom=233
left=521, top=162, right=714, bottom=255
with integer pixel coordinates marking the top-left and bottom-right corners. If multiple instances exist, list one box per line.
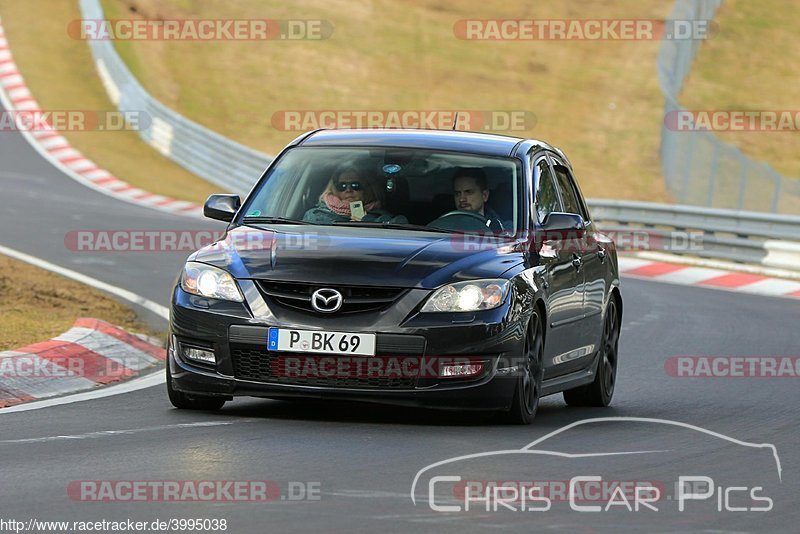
left=535, top=158, right=562, bottom=223
left=553, top=164, right=587, bottom=219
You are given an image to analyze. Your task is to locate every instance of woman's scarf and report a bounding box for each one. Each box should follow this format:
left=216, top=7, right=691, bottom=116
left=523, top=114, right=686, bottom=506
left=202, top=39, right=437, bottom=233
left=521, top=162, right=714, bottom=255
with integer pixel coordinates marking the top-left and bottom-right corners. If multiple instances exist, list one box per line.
left=323, top=192, right=380, bottom=217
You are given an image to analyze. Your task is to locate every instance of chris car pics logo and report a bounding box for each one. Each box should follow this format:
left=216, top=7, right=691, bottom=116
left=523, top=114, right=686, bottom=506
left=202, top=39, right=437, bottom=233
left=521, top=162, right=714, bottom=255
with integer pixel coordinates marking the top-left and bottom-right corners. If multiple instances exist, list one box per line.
left=411, top=417, right=781, bottom=514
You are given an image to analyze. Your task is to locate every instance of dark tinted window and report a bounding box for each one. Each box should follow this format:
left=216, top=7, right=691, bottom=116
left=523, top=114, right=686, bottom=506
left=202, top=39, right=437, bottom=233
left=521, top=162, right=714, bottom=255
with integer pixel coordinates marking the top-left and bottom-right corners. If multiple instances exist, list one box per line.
left=553, top=165, right=585, bottom=218
left=535, top=159, right=562, bottom=222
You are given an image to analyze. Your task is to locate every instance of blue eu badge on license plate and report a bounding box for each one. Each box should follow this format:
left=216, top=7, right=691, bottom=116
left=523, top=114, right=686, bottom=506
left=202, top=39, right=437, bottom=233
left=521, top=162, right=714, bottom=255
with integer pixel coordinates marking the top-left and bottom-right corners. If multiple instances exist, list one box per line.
left=268, top=327, right=279, bottom=351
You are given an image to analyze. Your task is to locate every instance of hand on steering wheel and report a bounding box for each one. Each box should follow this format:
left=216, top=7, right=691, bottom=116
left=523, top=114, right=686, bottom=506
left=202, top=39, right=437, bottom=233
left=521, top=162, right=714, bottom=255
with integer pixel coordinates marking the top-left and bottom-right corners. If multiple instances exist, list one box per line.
left=428, top=209, right=492, bottom=231
left=435, top=210, right=489, bottom=224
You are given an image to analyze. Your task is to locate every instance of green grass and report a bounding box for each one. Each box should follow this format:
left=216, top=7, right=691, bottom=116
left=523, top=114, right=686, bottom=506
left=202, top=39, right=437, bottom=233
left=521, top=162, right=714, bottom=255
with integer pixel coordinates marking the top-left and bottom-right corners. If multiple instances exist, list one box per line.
left=680, top=0, right=800, bottom=180
left=4, top=1, right=792, bottom=204
left=95, top=0, right=676, bottom=201
left=0, top=256, right=159, bottom=351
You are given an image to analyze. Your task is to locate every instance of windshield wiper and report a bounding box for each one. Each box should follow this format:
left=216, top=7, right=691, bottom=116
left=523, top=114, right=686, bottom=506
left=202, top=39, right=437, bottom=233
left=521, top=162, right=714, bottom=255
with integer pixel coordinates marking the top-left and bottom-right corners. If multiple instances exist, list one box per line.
left=331, top=221, right=457, bottom=233
left=242, top=216, right=313, bottom=225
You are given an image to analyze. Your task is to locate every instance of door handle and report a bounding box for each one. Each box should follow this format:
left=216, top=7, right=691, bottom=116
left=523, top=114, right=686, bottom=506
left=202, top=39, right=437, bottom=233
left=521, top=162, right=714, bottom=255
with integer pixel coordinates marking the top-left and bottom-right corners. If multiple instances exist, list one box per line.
left=572, top=253, right=582, bottom=270
left=597, top=247, right=607, bottom=263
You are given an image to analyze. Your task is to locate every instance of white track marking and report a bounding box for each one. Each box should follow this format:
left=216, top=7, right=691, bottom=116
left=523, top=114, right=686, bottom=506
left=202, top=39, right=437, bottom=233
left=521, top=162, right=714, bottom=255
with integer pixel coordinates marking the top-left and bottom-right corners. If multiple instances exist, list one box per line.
left=0, top=370, right=164, bottom=414
left=0, top=352, right=96, bottom=397
left=735, top=277, right=800, bottom=296
left=0, top=244, right=167, bottom=320
left=0, top=421, right=243, bottom=443
left=0, top=245, right=169, bottom=413
left=0, top=69, right=201, bottom=218
left=54, top=327, right=159, bottom=370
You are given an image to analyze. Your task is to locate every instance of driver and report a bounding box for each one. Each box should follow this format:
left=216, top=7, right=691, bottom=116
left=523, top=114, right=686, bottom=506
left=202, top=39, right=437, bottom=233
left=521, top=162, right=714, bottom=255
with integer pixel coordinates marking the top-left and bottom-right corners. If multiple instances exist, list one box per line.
left=452, top=167, right=505, bottom=232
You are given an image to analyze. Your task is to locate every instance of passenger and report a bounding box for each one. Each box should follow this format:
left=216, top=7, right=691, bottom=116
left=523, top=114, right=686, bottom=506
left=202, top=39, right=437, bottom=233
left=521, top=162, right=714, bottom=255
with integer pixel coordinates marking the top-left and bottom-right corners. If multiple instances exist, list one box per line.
left=452, top=167, right=506, bottom=232
left=303, top=167, right=407, bottom=224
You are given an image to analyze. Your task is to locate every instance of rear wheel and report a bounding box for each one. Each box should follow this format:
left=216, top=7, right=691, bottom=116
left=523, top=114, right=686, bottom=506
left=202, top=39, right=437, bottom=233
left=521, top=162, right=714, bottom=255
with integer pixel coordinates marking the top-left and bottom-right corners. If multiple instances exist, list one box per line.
left=166, top=364, right=227, bottom=411
left=563, top=297, right=619, bottom=407
left=505, top=312, right=544, bottom=424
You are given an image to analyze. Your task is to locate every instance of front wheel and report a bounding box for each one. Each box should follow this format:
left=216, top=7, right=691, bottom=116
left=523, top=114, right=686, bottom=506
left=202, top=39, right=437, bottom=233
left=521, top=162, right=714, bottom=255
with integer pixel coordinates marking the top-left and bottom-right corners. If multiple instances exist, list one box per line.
left=563, top=297, right=619, bottom=407
left=167, top=364, right=227, bottom=411
left=504, top=312, right=544, bottom=424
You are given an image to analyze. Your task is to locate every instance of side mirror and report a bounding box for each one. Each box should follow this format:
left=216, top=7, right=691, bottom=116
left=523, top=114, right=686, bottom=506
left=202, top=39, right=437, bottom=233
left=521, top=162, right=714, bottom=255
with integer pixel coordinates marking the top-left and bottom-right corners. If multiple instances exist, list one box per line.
left=540, top=212, right=585, bottom=238
left=204, top=194, right=241, bottom=222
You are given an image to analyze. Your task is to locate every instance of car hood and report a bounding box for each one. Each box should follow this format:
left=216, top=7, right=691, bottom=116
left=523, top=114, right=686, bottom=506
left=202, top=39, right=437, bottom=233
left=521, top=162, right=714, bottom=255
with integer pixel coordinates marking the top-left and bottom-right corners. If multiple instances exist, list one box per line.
left=188, top=225, right=524, bottom=289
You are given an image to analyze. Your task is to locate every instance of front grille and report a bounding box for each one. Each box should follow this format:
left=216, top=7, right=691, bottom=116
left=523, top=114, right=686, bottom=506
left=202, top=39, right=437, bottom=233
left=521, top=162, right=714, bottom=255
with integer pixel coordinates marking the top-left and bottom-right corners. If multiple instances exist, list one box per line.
left=255, top=281, right=405, bottom=314
left=230, top=344, right=418, bottom=389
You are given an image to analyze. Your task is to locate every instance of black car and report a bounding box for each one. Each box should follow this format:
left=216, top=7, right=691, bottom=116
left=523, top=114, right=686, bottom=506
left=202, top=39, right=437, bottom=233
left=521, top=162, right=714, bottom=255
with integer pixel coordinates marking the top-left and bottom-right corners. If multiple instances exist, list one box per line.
left=168, top=129, right=621, bottom=424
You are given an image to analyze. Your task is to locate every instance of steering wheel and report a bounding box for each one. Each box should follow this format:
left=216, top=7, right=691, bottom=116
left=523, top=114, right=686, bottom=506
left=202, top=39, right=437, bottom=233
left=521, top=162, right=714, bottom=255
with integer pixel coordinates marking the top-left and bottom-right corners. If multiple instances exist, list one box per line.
left=428, top=210, right=490, bottom=231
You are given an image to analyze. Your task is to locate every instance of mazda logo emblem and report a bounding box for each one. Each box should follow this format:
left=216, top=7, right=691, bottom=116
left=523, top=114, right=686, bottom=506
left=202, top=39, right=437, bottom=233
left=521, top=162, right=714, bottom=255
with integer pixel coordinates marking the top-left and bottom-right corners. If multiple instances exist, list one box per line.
left=310, top=288, right=343, bottom=313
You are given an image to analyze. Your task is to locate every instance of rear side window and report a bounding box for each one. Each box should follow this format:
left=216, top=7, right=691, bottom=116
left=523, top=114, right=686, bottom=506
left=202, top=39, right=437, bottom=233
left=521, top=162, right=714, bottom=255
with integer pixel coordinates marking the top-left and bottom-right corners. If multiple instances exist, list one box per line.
left=535, top=159, right=561, bottom=223
left=553, top=165, right=586, bottom=218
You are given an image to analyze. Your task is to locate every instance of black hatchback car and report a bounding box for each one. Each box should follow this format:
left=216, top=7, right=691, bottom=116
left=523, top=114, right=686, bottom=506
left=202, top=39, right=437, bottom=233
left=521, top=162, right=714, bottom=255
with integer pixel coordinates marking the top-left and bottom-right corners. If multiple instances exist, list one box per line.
left=168, top=129, right=621, bottom=424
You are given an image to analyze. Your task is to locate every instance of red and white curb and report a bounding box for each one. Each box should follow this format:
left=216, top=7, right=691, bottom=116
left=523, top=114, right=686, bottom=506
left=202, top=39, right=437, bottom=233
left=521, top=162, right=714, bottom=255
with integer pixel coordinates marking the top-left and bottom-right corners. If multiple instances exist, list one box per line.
left=619, top=256, right=800, bottom=300
left=0, top=17, right=203, bottom=218
left=0, top=318, right=165, bottom=408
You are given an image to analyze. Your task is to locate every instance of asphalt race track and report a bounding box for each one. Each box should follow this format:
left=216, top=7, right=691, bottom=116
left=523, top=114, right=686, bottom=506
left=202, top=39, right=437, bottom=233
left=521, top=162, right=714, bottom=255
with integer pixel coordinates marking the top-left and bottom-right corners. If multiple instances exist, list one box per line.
left=1, top=98, right=799, bottom=532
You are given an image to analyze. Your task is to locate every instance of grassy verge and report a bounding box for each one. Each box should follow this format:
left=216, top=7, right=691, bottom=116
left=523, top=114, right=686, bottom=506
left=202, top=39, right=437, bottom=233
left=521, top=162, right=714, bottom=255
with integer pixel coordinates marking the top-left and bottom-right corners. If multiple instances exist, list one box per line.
left=681, top=0, right=800, bottom=179
left=0, top=256, right=160, bottom=351
left=0, top=0, right=220, bottom=202
left=96, top=0, right=673, bottom=201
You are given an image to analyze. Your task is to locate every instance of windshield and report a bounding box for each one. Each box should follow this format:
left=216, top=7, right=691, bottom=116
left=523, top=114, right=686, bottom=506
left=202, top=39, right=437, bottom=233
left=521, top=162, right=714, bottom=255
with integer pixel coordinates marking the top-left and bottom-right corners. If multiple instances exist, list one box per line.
left=242, top=147, right=522, bottom=234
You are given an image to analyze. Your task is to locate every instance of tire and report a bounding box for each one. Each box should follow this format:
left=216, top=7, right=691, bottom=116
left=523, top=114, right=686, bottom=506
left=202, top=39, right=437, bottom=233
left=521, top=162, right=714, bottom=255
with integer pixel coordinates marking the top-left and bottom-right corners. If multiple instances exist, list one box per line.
left=504, top=312, right=544, bottom=425
left=563, top=297, right=620, bottom=407
left=166, top=364, right=227, bottom=411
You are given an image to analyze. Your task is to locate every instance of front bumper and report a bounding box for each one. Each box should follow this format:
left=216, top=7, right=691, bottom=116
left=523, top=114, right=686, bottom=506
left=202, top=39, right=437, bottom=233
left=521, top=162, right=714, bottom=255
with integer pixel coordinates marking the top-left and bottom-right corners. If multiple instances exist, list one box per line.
left=169, top=283, right=526, bottom=411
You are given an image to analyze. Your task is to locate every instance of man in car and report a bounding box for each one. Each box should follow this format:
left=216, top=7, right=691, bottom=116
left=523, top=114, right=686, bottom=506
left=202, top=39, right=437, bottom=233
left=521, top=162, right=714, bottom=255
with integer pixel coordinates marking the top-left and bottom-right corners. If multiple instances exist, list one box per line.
left=452, top=167, right=506, bottom=232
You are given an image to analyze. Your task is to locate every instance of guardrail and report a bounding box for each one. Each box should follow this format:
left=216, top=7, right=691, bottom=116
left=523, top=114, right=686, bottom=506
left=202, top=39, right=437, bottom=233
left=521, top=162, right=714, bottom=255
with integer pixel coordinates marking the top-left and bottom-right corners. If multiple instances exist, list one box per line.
left=658, top=0, right=800, bottom=214
left=78, top=0, right=799, bottom=272
left=588, top=200, right=800, bottom=272
left=79, top=0, right=271, bottom=196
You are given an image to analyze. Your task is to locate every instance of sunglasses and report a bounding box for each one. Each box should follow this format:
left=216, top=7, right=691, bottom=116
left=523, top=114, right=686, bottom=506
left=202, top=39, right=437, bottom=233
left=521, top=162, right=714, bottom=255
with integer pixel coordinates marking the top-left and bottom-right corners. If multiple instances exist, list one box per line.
left=335, top=181, right=363, bottom=192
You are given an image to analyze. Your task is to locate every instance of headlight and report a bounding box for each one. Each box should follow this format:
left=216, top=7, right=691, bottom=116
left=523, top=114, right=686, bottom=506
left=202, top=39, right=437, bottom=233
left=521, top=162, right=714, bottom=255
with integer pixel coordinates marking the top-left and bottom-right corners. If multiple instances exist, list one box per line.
left=421, top=279, right=509, bottom=312
left=180, top=262, right=243, bottom=302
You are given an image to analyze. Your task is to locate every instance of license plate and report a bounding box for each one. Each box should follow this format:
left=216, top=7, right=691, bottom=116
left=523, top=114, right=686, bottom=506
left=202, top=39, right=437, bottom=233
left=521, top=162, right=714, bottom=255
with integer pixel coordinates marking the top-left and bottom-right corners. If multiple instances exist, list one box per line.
left=268, top=327, right=376, bottom=356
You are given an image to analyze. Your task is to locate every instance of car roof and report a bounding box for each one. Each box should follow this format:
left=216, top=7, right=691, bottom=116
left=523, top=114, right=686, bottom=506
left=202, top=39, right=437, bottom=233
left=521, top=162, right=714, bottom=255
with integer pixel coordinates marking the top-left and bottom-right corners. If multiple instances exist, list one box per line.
left=298, top=128, right=526, bottom=157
